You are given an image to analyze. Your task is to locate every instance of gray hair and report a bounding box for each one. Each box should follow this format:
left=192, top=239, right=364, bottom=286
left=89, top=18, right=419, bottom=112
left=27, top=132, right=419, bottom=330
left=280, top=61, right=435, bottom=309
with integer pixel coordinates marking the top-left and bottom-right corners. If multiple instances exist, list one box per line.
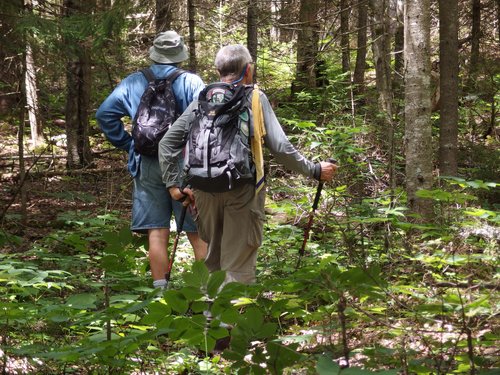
left=214, top=45, right=253, bottom=81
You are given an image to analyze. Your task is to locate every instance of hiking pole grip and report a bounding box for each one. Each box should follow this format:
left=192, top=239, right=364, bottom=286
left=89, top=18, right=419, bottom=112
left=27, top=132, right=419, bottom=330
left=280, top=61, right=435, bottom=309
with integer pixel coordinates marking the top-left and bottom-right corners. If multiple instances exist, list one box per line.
left=312, top=182, right=324, bottom=211
left=311, top=158, right=337, bottom=210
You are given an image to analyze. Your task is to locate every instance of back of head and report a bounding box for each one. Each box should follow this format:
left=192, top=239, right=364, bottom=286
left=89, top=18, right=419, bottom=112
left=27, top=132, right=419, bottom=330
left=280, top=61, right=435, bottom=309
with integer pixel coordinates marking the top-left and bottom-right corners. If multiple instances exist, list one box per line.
left=215, top=45, right=252, bottom=82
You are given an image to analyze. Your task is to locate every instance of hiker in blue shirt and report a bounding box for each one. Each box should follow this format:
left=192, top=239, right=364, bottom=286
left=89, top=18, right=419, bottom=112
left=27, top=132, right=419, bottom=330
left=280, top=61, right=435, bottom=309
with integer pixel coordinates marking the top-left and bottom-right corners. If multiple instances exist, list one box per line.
left=96, top=31, right=207, bottom=290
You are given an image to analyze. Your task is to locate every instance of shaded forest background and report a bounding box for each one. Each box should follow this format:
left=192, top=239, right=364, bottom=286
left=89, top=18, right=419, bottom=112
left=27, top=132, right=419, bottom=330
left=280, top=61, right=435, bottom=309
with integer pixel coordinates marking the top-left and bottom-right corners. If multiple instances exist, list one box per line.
left=0, top=0, right=499, bottom=374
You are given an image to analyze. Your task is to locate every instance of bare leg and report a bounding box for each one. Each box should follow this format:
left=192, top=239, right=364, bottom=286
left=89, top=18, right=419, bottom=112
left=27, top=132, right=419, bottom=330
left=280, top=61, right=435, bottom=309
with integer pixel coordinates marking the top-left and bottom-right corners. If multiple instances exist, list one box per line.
left=186, top=232, right=208, bottom=261
left=148, top=228, right=170, bottom=280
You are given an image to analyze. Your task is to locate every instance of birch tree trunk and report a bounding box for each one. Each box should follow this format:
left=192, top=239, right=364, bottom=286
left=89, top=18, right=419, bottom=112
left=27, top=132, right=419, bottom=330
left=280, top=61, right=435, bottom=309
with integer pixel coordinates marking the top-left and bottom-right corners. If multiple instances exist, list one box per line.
left=25, top=41, right=44, bottom=147
left=438, top=0, right=459, bottom=176
left=404, top=0, right=434, bottom=217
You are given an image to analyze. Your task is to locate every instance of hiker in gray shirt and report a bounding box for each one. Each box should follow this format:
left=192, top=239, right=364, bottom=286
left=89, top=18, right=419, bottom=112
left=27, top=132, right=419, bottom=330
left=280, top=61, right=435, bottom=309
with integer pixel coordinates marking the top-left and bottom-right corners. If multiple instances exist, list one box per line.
left=159, top=44, right=336, bottom=285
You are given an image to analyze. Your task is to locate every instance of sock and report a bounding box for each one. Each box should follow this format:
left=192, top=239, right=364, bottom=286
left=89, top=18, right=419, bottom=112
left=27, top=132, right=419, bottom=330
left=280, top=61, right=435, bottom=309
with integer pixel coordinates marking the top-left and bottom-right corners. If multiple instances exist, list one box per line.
left=153, top=279, right=167, bottom=289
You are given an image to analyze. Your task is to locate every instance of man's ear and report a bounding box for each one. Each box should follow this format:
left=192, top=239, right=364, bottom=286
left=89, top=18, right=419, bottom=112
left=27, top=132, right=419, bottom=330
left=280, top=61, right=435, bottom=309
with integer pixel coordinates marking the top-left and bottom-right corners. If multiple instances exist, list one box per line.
left=244, top=63, right=253, bottom=83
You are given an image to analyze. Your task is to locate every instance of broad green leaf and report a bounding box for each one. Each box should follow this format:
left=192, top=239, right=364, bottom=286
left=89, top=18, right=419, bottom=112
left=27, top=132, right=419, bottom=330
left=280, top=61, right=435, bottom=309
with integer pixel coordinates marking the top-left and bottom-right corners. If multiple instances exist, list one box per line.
left=66, top=293, right=97, bottom=309
left=243, top=307, right=263, bottom=329
left=266, top=341, right=304, bottom=372
left=208, top=326, right=230, bottom=340
left=163, top=290, right=188, bottom=314
left=220, top=307, right=240, bottom=325
left=179, top=285, right=203, bottom=301
left=207, top=270, right=226, bottom=298
left=109, top=294, right=139, bottom=304
left=255, top=322, right=277, bottom=339
left=296, top=121, right=316, bottom=128
left=141, top=301, right=171, bottom=324
left=317, top=354, right=340, bottom=375
left=183, top=261, right=210, bottom=288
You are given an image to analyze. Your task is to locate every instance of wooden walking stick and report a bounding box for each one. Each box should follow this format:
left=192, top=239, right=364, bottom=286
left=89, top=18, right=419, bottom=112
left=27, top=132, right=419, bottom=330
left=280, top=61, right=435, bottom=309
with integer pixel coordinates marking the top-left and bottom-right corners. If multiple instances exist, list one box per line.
left=165, top=204, right=187, bottom=287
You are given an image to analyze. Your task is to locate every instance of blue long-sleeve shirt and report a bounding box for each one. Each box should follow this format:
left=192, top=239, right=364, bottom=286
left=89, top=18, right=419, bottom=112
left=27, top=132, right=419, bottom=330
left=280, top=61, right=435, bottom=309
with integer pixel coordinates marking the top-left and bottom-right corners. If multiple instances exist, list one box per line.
left=96, top=64, right=205, bottom=177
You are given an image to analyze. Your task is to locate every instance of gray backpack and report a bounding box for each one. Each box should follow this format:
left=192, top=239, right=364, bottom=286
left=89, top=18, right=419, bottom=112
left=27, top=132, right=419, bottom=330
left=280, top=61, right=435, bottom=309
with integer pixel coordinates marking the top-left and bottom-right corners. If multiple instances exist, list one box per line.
left=183, top=83, right=255, bottom=192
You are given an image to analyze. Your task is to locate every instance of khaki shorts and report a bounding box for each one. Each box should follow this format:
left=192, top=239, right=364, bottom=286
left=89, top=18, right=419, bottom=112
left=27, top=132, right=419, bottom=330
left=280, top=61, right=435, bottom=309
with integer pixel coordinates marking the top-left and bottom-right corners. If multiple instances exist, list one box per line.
left=194, top=183, right=266, bottom=284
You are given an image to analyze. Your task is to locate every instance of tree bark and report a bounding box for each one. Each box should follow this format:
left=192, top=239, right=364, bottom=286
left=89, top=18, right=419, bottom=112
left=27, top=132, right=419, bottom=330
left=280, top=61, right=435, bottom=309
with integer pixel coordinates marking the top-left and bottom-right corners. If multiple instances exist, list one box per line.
left=293, top=0, right=320, bottom=93
left=438, top=0, right=459, bottom=176
left=25, top=41, right=44, bottom=148
left=156, top=0, right=174, bottom=33
left=0, top=0, right=23, bottom=117
left=469, top=0, right=481, bottom=82
left=247, top=0, right=258, bottom=81
left=187, top=0, right=197, bottom=72
left=404, top=0, right=434, bottom=218
left=393, top=0, right=404, bottom=92
left=340, top=0, right=351, bottom=74
left=63, top=0, right=93, bottom=169
left=353, top=0, right=368, bottom=94
left=18, top=61, right=27, bottom=225
left=369, top=0, right=394, bottom=146
left=277, top=0, right=298, bottom=42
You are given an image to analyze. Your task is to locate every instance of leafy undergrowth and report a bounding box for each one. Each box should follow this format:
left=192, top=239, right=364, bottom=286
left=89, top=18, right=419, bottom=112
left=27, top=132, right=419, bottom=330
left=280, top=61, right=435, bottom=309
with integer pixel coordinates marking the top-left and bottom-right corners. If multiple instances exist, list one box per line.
left=1, top=163, right=499, bottom=374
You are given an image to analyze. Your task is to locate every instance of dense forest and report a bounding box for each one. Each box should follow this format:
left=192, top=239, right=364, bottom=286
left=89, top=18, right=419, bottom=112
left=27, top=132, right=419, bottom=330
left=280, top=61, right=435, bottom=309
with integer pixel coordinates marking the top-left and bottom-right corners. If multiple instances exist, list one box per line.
left=0, top=0, right=499, bottom=374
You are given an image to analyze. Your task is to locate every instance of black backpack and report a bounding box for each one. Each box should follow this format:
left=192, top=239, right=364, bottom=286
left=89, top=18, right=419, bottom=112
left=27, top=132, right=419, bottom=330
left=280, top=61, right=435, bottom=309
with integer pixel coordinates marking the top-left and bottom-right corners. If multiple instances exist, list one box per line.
left=183, top=83, right=255, bottom=192
left=132, top=67, right=184, bottom=156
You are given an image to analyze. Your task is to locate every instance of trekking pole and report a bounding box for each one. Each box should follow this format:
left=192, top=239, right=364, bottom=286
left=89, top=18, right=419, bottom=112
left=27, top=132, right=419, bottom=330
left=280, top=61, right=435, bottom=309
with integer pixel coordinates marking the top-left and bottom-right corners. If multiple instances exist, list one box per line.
left=165, top=203, right=188, bottom=287
left=296, top=158, right=336, bottom=269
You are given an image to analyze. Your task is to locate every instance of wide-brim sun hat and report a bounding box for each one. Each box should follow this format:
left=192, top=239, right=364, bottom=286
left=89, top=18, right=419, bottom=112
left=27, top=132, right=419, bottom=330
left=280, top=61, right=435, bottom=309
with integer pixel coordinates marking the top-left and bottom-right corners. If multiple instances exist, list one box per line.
left=149, top=30, right=189, bottom=64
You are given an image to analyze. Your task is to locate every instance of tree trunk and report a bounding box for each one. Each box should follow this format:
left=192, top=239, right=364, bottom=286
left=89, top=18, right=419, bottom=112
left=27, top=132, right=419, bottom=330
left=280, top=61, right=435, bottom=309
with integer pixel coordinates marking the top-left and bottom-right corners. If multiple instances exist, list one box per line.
left=277, top=0, right=298, bottom=43
left=438, top=0, right=459, bottom=176
left=247, top=0, right=258, bottom=81
left=156, top=0, right=174, bottom=33
left=63, top=0, right=93, bottom=169
left=353, top=0, right=368, bottom=95
left=293, top=0, right=320, bottom=93
left=369, top=0, right=394, bottom=145
left=187, top=0, right=197, bottom=72
left=19, top=54, right=27, bottom=225
left=393, top=0, right=404, bottom=92
left=469, top=0, right=481, bottom=82
left=25, top=41, right=44, bottom=148
left=404, top=0, right=434, bottom=218
left=340, top=0, right=350, bottom=74
left=0, top=0, right=23, bottom=118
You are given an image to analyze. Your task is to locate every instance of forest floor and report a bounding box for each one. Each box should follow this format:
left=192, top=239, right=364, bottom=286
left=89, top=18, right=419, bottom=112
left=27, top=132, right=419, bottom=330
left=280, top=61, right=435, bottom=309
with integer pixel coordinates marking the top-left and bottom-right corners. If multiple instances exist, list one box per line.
left=0, top=130, right=133, bottom=253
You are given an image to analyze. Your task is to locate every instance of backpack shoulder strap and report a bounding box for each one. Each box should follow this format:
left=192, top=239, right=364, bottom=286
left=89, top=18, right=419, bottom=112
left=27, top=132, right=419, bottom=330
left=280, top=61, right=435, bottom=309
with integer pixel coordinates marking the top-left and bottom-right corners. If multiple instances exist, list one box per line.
left=165, top=68, right=186, bottom=83
left=251, top=84, right=266, bottom=193
left=139, top=67, right=186, bottom=83
left=140, top=67, right=156, bottom=83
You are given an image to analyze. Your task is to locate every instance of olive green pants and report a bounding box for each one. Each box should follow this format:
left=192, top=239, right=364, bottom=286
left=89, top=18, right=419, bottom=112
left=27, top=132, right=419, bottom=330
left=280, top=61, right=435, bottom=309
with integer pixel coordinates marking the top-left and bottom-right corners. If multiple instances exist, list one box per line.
left=194, top=183, right=266, bottom=284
